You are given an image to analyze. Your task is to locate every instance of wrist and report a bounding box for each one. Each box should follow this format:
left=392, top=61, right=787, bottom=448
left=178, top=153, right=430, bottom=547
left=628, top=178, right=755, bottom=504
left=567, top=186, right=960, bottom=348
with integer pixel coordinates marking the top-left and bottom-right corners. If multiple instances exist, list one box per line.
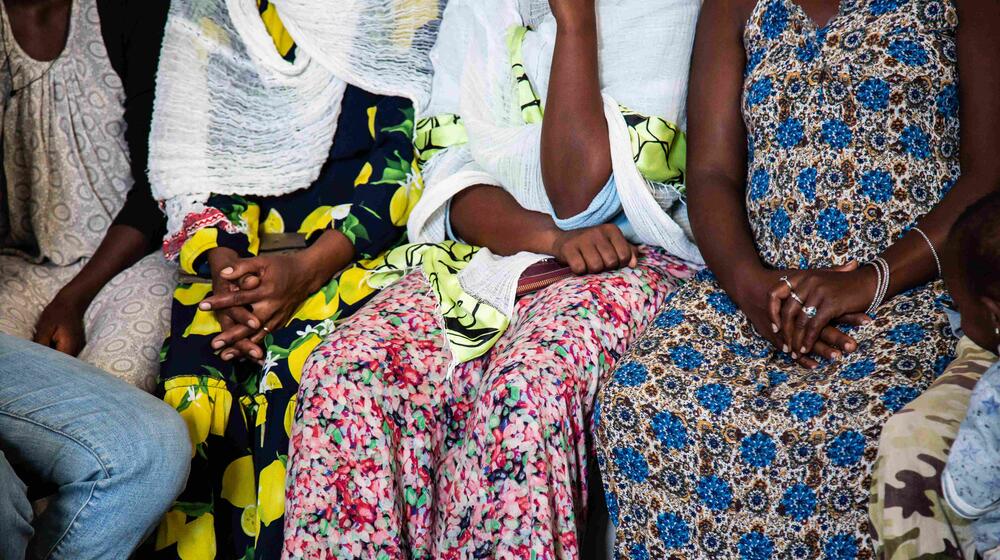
left=52, top=284, right=92, bottom=315
left=554, top=10, right=597, bottom=35
left=540, top=226, right=566, bottom=257
left=724, top=264, right=771, bottom=305
left=297, top=231, right=354, bottom=292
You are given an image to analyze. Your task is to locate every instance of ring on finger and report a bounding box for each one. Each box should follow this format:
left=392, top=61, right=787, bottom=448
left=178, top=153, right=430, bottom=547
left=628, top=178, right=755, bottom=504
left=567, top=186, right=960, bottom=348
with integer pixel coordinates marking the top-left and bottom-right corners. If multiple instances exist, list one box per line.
left=262, top=326, right=271, bottom=334
left=779, top=275, right=794, bottom=290
left=802, top=305, right=818, bottom=318
left=789, top=290, right=805, bottom=306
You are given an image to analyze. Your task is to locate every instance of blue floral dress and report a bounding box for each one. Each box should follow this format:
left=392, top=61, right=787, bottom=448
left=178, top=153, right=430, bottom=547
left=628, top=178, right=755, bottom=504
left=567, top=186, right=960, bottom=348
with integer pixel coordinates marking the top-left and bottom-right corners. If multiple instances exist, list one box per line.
left=596, top=0, right=960, bottom=556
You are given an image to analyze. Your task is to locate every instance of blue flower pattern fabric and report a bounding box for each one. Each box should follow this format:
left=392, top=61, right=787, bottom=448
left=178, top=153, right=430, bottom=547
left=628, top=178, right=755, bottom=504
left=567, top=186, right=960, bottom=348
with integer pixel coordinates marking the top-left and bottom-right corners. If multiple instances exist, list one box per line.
left=597, top=0, right=959, bottom=555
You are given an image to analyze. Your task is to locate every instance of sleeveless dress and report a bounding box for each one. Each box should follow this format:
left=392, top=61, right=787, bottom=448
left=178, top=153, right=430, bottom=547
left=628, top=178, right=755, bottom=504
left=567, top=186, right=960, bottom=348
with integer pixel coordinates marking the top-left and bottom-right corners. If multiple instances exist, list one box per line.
left=596, top=0, right=960, bottom=555
left=0, top=0, right=174, bottom=390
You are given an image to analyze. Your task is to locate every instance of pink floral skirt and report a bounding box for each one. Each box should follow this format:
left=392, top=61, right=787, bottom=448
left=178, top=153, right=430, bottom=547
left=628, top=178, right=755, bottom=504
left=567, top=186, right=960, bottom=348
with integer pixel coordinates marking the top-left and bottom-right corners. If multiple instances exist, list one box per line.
left=283, top=248, right=695, bottom=559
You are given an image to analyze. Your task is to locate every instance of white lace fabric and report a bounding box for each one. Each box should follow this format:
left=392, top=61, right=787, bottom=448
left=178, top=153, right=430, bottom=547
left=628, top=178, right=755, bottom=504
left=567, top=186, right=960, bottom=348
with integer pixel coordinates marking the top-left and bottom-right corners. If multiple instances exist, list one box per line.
left=150, top=0, right=441, bottom=239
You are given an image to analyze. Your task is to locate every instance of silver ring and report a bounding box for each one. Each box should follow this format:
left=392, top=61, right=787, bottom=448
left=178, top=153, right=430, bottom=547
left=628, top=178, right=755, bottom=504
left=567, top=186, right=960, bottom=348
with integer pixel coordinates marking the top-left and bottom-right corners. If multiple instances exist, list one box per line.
left=779, top=275, right=794, bottom=290
left=803, top=305, right=818, bottom=318
left=790, top=291, right=805, bottom=306
left=262, top=326, right=271, bottom=333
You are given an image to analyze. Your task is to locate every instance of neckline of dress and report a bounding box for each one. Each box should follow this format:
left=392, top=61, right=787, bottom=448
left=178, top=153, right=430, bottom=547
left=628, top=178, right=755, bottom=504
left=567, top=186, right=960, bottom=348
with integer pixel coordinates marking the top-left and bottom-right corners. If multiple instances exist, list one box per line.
left=1, top=0, right=77, bottom=65
left=784, top=0, right=851, bottom=33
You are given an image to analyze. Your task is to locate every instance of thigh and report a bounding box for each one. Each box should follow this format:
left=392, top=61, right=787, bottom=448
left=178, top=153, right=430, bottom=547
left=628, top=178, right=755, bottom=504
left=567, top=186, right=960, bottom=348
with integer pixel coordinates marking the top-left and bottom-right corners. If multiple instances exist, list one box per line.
left=0, top=333, right=187, bottom=487
left=0, top=257, right=77, bottom=339
left=80, top=253, right=176, bottom=391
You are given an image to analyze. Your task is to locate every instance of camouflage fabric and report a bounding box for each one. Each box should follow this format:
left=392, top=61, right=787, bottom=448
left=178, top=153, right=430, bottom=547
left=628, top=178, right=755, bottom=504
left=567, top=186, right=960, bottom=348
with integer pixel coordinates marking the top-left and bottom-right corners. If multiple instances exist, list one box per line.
left=870, top=337, right=998, bottom=560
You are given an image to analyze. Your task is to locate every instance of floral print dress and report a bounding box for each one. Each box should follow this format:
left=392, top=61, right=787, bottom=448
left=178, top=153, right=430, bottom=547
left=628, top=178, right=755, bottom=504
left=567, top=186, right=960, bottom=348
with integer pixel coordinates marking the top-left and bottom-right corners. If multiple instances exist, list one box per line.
left=152, top=9, right=420, bottom=557
left=282, top=250, right=695, bottom=559
left=597, top=0, right=960, bottom=557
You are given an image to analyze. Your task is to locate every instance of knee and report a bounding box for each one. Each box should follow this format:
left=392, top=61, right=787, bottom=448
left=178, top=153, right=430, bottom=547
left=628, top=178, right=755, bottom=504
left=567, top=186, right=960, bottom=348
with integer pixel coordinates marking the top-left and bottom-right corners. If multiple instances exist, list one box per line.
left=126, top=398, right=192, bottom=503
left=0, top=452, right=33, bottom=542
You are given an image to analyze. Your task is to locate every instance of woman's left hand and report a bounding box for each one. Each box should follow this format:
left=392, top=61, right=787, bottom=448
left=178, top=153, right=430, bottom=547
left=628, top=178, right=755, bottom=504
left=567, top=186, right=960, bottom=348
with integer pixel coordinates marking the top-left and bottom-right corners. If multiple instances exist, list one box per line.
left=768, top=261, right=877, bottom=359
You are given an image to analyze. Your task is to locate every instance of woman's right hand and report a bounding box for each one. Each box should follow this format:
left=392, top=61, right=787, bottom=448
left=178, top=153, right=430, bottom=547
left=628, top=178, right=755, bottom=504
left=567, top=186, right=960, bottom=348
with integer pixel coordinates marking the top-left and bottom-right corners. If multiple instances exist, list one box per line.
left=206, top=247, right=264, bottom=361
left=549, top=223, right=638, bottom=275
left=730, top=266, right=861, bottom=369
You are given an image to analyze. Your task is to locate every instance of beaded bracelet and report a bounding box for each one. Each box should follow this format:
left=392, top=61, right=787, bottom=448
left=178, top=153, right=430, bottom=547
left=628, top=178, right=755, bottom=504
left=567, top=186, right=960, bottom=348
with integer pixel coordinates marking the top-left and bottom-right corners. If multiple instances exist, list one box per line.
left=911, top=226, right=942, bottom=278
left=866, top=257, right=891, bottom=316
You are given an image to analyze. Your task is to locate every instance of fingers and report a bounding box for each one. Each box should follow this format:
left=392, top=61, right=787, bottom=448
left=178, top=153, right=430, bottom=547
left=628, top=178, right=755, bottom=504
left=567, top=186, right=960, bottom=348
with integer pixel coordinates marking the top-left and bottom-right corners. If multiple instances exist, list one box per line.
left=794, top=354, right=819, bottom=369
left=212, top=324, right=256, bottom=354
left=566, top=247, right=588, bottom=275
left=234, top=338, right=264, bottom=361
left=240, top=274, right=261, bottom=291
left=225, top=307, right=261, bottom=330
left=200, top=287, right=266, bottom=311
left=579, top=244, right=606, bottom=274
left=606, top=228, right=634, bottom=269
left=840, top=312, right=873, bottom=328
left=812, top=340, right=841, bottom=362
left=629, top=244, right=639, bottom=268
left=219, top=258, right=265, bottom=281
left=594, top=237, right=622, bottom=270
left=820, top=325, right=858, bottom=354
left=779, top=295, right=802, bottom=356
left=796, top=289, right=826, bottom=355
left=52, top=328, right=83, bottom=357
left=33, top=322, right=56, bottom=348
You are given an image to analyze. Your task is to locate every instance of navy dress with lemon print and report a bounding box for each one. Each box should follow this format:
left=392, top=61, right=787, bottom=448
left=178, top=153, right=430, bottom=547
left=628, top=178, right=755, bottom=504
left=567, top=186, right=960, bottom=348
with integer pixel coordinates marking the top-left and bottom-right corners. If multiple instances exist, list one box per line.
left=153, top=4, right=420, bottom=559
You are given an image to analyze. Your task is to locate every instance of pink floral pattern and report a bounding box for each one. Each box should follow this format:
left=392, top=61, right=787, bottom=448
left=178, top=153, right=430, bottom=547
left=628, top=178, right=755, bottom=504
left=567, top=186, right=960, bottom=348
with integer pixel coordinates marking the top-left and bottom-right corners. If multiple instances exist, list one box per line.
left=282, top=248, right=696, bottom=559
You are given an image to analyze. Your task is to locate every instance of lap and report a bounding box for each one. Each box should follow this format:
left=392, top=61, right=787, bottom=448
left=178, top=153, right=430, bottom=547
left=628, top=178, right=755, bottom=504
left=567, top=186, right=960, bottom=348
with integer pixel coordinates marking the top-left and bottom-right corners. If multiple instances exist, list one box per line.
left=597, top=271, right=957, bottom=555
left=81, top=253, right=176, bottom=390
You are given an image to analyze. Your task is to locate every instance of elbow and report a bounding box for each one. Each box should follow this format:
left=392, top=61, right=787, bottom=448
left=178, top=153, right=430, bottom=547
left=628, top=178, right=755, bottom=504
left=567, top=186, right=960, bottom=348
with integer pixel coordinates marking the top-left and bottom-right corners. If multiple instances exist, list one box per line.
left=544, top=156, right=613, bottom=220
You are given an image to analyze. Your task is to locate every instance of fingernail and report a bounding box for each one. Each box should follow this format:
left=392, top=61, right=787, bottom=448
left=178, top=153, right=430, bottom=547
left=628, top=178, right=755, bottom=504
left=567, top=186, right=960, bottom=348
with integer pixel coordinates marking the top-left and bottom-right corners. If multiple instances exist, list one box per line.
left=249, top=320, right=259, bottom=329
left=832, top=351, right=841, bottom=360
left=221, top=267, right=233, bottom=275
left=800, top=346, right=807, bottom=354
left=782, top=344, right=789, bottom=353
left=771, top=323, right=779, bottom=333
left=199, top=302, right=211, bottom=311
left=212, top=340, right=224, bottom=349
left=222, top=353, right=232, bottom=361
left=792, top=352, right=798, bottom=359
left=251, top=349, right=262, bottom=359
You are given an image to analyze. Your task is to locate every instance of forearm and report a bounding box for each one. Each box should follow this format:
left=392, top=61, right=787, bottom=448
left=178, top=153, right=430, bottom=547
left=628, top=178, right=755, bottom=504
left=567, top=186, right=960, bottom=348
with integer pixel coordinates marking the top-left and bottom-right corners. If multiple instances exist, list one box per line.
left=540, top=10, right=612, bottom=219
left=882, top=176, right=998, bottom=299
left=58, top=225, right=151, bottom=305
left=296, top=229, right=356, bottom=293
left=450, top=185, right=559, bottom=256
left=687, top=170, right=767, bottom=297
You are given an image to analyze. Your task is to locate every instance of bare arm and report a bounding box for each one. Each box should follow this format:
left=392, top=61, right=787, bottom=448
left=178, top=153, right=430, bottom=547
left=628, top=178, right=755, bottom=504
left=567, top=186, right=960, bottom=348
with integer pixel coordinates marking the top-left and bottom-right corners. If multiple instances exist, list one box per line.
left=880, top=0, right=1000, bottom=297
left=450, top=185, right=637, bottom=274
left=685, top=0, right=763, bottom=298
left=540, top=1, right=612, bottom=218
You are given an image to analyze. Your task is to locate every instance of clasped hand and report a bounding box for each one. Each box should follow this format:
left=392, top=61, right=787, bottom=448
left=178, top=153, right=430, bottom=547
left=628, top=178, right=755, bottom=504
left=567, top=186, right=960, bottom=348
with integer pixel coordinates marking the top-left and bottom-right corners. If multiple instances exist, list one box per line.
left=735, top=262, right=877, bottom=369
left=200, top=247, right=318, bottom=362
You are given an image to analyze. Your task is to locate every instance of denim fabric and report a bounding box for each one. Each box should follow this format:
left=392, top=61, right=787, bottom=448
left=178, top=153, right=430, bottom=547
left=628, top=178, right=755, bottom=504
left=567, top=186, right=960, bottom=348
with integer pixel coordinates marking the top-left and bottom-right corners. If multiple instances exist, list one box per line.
left=0, top=334, right=190, bottom=560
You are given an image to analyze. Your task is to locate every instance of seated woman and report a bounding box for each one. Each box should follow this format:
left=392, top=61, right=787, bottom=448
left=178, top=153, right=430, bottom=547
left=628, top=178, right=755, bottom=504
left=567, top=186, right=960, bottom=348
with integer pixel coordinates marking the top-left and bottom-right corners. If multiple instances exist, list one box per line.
left=596, top=0, right=998, bottom=556
left=0, top=0, right=174, bottom=390
left=282, top=0, right=700, bottom=557
left=871, top=192, right=1000, bottom=559
left=146, top=1, right=425, bottom=558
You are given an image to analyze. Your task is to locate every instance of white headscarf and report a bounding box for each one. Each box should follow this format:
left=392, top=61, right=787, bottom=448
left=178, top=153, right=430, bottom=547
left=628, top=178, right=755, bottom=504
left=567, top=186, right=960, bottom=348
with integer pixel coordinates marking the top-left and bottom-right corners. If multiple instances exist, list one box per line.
left=149, top=0, right=441, bottom=238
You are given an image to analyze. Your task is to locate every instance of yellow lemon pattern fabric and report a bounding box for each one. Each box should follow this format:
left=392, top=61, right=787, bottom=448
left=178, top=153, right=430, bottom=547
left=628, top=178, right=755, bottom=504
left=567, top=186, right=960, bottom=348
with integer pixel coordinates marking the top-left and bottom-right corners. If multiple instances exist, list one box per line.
left=154, top=36, right=419, bottom=560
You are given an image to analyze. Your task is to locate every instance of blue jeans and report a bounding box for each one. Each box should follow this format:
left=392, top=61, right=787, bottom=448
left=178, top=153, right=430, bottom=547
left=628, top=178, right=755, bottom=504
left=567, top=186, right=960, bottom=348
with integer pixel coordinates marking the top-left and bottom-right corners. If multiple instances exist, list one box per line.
left=0, top=334, right=190, bottom=559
